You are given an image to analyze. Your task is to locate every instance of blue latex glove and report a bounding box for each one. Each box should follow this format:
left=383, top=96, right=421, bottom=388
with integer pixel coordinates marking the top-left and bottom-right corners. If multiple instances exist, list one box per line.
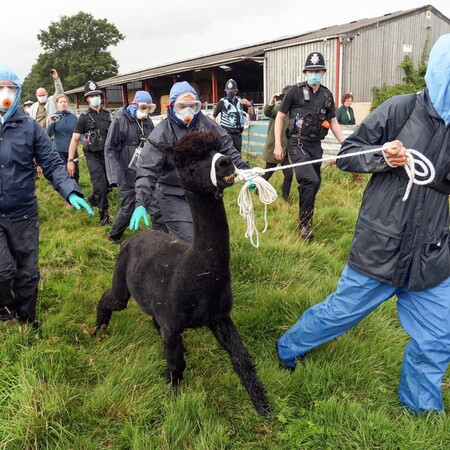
left=129, top=205, right=150, bottom=230
left=68, top=193, right=94, bottom=216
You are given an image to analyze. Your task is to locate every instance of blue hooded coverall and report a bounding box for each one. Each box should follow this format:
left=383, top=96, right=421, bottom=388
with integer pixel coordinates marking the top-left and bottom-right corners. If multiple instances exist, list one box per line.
left=0, top=65, right=82, bottom=323
left=277, top=33, right=450, bottom=413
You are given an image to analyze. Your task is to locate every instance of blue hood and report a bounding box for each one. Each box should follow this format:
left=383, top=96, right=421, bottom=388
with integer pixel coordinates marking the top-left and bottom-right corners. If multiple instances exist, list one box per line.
left=169, top=81, right=198, bottom=104
left=425, top=33, right=450, bottom=126
left=126, top=90, right=153, bottom=118
left=168, top=81, right=200, bottom=129
left=0, top=64, right=22, bottom=124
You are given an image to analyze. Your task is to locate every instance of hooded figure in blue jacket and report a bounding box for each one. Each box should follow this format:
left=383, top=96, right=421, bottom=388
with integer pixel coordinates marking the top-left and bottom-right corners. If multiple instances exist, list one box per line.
left=130, top=81, right=250, bottom=243
left=277, top=33, right=450, bottom=413
left=0, top=65, right=93, bottom=326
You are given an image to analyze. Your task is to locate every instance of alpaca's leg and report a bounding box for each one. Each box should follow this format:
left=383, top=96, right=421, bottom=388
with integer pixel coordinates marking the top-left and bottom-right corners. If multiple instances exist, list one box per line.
left=210, top=317, right=270, bottom=417
left=94, top=287, right=131, bottom=334
left=160, top=328, right=186, bottom=387
left=152, top=318, right=161, bottom=334
left=94, top=244, right=132, bottom=334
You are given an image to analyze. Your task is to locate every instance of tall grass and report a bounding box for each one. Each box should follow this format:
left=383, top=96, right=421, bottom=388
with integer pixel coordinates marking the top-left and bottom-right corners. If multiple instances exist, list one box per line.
left=0, top=155, right=449, bottom=449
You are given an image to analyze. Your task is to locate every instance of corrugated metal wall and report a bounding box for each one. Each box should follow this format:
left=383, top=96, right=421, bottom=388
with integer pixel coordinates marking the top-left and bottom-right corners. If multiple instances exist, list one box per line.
left=341, top=11, right=450, bottom=101
left=265, top=10, right=450, bottom=104
left=265, top=40, right=338, bottom=101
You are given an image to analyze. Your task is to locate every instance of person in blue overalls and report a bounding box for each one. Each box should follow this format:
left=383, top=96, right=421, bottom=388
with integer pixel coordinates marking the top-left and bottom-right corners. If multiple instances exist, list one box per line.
left=277, top=33, right=450, bottom=414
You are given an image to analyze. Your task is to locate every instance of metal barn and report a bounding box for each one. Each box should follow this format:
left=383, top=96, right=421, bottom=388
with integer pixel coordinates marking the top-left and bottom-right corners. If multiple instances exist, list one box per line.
left=65, top=5, right=450, bottom=121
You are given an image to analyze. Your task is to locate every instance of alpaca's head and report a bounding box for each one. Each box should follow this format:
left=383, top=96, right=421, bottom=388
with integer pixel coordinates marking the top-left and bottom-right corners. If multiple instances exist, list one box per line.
left=172, top=131, right=235, bottom=197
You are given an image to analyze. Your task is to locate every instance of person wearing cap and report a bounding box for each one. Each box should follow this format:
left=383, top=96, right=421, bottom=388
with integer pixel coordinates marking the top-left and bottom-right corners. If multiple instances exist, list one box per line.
left=261, top=85, right=293, bottom=202
left=23, top=99, right=34, bottom=116
left=104, top=90, right=164, bottom=243
left=277, top=34, right=450, bottom=414
left=212, top=78, right=253, bottom=153
left=29, top=68, right=63, bottom=128
left=67, top=81, right=112, bottom=226
left=130, top=81, right=250, bottom=243
left=274, top=52, right=345, bottom=239
left=0, top=65, right=93, bottom=327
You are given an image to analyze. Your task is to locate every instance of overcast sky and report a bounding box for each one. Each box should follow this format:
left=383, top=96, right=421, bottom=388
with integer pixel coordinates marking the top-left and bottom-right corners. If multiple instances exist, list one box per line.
left=3, top=0, right=450, bottom=82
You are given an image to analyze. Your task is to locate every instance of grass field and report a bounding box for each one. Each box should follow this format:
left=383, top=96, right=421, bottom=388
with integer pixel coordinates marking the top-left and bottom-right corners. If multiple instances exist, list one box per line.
left=0, top=154, right=449, bottom=449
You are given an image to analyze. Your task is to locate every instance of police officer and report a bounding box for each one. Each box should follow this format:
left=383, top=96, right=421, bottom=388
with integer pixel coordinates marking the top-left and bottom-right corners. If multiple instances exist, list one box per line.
left=274, top=52, right=345, bottom=239
left=212, top=79, right=253, bottom=153
left=68, top=81, right=112, bottom=226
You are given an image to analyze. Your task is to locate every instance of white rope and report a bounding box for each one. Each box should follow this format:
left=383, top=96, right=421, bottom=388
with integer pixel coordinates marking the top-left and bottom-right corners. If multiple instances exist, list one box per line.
left=234, top=168, right=278, bottom=248
left=233, top=144, right=435, bottom=247
left=210, top=153, right=224, bottom=187
left=400, top=148, right=435, bottom=201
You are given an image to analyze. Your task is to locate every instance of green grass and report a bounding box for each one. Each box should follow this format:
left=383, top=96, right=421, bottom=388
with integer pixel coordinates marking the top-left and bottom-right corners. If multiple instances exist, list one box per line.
left=1, top=155, right=449, bottom=449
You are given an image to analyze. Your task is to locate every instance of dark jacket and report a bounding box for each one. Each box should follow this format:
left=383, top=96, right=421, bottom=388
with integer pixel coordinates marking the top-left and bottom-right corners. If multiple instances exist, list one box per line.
left=337, top=90, right=450, bottom=291
left=135, top=112, right=250, bottom=208
left=73, top=107, right=111, bottom=153
left=0, top=108, right=81, bottom=219
left=280, top=82, right=336, bottom=141
left=104, top=106, right=154, bottom=187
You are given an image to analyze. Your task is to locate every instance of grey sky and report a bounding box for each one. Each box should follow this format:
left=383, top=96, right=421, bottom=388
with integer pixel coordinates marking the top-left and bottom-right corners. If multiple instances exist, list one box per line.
left=3, top=0, right=450, bottom=82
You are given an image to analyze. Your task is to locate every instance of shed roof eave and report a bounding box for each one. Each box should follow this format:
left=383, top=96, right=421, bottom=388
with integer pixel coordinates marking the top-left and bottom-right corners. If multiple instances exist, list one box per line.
left=64, top=55, right=264, bottom=94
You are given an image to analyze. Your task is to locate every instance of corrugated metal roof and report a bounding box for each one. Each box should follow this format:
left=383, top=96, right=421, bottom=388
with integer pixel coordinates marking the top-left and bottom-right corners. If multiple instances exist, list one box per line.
left=65, top=5, right=449, bottom=95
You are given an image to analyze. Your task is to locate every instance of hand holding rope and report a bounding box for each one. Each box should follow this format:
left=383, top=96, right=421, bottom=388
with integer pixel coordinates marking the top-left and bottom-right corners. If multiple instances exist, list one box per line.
left=232, top=144, right=435, bottom=248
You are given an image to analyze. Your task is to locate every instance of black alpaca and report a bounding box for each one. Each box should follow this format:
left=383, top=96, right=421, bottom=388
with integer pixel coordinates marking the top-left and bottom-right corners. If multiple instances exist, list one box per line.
left=95, top=131, right=269, bottom=417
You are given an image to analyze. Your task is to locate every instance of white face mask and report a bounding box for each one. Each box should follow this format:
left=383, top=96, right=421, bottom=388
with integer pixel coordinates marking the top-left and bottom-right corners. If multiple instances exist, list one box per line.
left=89, top=96, right=102, bottom=108
left=136, top=109, right=148, bottom=120
left=24, top=107, right=31, bottom=115
left=175, top=107, right=196, bottom=126
left=37, top=95, right=48, bottom=104
left=0, top=87, right=16, bottom=112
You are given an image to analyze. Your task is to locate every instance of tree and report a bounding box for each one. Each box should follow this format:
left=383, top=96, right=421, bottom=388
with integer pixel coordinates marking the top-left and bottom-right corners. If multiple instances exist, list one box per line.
left=371, top=38, right=429, bottom=111
left=21, top=12, right=125, bottom=101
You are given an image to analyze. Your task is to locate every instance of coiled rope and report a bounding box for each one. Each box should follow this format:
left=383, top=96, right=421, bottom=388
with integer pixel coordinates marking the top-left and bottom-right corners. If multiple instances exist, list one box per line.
left=232, top=144, right=435, bottom=248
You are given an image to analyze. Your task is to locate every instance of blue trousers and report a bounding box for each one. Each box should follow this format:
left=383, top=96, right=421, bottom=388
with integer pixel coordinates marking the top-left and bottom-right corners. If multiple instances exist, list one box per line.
left=277, top=264, right=450, bottom=412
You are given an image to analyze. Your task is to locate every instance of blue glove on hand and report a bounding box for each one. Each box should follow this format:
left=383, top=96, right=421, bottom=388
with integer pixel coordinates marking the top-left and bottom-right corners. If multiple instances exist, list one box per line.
left=68, top=193, right=94, bottom=216
left=129, top=205, right=150, bottom=230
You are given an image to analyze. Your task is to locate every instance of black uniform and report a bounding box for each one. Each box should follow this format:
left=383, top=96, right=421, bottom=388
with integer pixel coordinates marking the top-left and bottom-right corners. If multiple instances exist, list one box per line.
left=279, top=82, right=336, bottom=228
left=73, top=107, right=111, bottom=218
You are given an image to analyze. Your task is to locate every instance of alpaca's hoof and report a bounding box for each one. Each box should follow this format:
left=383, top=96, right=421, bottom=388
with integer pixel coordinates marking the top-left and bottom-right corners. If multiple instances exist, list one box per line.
left=167, top=370, right=183, bottom=387
left=257, top=405, right=271, bottom=418
left=92, top=324, right=108, bottom=338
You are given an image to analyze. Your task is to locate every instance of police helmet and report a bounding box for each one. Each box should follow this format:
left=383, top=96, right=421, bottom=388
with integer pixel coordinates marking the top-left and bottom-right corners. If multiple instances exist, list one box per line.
left=84, top=80, right=102, bottom=98
left=224, top=79, right=238, bottom=92
left=303, top=52, right=327, bottom=72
